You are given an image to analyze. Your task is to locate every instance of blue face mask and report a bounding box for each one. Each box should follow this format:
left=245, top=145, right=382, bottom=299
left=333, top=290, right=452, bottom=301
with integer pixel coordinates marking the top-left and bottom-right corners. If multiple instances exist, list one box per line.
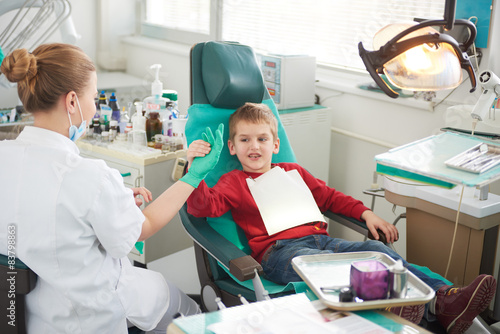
left=68, top=96, right=87, bottom=142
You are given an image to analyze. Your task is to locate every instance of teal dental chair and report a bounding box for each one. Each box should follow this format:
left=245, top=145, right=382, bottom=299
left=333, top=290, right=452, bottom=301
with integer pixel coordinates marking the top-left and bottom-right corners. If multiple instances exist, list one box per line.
left=0, top=255, right=36, bottom=334
left=180, top=41, right=387, bottom=312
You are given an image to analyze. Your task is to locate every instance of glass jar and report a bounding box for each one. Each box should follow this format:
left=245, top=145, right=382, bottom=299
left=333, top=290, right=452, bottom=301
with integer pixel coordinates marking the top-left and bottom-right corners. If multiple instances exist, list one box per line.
left=146, top=112, right=163, bottom=144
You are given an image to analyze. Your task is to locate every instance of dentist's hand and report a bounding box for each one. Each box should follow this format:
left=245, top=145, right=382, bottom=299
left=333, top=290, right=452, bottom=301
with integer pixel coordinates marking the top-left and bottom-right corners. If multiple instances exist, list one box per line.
left=180, top=123, right=224, bottom=188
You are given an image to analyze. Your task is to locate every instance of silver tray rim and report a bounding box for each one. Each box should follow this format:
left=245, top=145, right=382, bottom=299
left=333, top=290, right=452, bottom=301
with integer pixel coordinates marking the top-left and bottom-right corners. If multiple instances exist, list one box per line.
left=292, top=251, right=435, bottom=311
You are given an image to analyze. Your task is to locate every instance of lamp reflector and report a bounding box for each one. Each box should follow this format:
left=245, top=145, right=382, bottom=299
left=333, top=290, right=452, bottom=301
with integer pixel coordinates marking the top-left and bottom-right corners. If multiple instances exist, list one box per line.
left=374, top=23, right=463, bottom=91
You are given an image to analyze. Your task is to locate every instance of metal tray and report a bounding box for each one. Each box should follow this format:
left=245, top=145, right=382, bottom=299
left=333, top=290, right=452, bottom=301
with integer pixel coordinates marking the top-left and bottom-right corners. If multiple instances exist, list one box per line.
left=445, top=142, right=500, bottom=174
left=292, top=251, right=435, bottom=311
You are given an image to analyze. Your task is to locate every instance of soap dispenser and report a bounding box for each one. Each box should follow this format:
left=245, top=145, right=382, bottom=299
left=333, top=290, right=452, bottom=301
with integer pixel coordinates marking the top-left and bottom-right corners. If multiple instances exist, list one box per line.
left=143, top=64, right=169, bottom=119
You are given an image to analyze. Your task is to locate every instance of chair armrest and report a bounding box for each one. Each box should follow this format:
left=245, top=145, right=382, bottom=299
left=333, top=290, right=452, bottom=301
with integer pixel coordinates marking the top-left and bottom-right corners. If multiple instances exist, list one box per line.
left=179, top=204, right=263, bottom=281
left=323, top=211, right=387, bottom=244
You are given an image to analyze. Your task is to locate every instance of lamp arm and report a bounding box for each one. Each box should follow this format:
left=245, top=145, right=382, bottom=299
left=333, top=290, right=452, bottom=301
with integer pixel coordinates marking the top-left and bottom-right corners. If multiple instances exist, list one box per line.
left=471, top=71, right=500, bottom=121
left=444, top=0, right=457, bottom=31
left=384, top=19, right=476, bottom=53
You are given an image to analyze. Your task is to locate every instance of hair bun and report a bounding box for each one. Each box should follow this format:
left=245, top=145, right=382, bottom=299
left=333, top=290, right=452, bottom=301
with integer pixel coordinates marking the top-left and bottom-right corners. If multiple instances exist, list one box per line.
left=0, top=48, right=37, bottom=83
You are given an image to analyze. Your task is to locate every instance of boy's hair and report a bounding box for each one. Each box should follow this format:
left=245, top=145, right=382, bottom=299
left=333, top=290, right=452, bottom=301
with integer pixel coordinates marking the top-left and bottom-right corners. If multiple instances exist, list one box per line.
left=229, top=103, right=278, bottom=141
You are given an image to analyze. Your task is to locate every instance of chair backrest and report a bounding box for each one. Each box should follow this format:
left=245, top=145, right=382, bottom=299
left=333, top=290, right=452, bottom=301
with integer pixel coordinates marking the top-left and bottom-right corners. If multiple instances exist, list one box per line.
left=0, top=254, right=37, bottom=334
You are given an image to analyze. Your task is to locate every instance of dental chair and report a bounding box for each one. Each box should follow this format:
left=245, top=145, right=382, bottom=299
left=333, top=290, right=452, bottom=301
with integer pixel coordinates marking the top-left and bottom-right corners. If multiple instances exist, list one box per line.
left=180, top=41, right=388, bottom=312
left=0, top=254, right=37, bottom=334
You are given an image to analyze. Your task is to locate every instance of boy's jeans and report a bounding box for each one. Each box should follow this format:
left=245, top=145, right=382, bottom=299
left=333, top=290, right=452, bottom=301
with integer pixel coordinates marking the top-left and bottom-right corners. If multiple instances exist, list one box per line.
left=260, top=234, right=446, bottom=291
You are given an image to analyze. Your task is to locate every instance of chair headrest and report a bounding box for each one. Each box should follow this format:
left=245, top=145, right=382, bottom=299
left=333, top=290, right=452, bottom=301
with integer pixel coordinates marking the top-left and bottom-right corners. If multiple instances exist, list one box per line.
left=201, top=41, right=266, bottom=109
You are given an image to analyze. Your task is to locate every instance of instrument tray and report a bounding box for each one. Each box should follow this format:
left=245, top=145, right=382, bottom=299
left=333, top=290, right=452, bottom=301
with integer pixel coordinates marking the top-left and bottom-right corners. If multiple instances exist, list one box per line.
left=292, top=251, right=435, bottom=311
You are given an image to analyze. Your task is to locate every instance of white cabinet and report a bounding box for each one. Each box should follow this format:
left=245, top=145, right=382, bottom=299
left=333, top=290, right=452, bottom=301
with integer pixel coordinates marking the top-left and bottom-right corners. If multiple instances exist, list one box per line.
left=77, top=142, right=193, bottom=266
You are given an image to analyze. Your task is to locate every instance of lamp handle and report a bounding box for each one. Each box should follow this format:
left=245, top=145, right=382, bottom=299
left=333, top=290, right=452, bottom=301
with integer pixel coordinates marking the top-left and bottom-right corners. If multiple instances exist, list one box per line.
left=358, top=42, right=399, bottom=98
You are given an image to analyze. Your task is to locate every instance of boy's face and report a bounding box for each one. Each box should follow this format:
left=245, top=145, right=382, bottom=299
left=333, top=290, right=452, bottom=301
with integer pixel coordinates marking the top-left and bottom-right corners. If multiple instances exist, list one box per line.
left=228, top=120, right=280, bottom=173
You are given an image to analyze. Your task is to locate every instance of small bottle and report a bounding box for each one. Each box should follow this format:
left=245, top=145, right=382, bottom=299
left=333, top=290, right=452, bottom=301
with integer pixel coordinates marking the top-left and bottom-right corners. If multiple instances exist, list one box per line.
left=146, top=111, right=163, bottom=144
left=154, top=134, right=164, bottom=150
left=109, top=120, right=118, bottom=141
left=92, top=118, right=101, bottom=136
left=389, top=259, right=408, bottom=298
left=132, top=103, right=146, bottom=132
left=96, top=90, right=108, bottom=111
left=124, top=122, right=133, bottom=136
left=114, top=132, right=127, bottom=146
left=161, top=136, right=171, bottom=153
left=109, top=92, right=121, bottom=122
left=101, top=131, right=110, bottom=144
left=174, top=133, right=184, bottom=151
left=161, top=111, right=172, bottom=137
left=162, top=89, right=179, bottom=111
left=119, top=107, right=130, bottom=133
left=100, top=114, right=110, bottom=132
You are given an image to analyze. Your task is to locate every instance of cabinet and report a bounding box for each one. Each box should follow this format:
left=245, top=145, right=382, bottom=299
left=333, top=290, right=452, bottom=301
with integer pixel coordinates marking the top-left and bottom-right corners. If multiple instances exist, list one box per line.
left=77, top=141, right=193, bottom=266
left=279, top=105, right=331, bottom=183
left=383, top=176, right=500, bottom=286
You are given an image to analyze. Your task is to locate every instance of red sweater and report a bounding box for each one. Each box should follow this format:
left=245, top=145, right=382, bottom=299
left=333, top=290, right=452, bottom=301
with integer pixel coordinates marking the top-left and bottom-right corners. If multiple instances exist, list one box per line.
left=187, top=163, right=369, bottom=263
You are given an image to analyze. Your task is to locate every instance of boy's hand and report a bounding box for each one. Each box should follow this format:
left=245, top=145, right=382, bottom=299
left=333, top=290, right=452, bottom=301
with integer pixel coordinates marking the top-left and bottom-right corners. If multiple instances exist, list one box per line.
left=362, top=210, right=399, bottom=244
left=180, top=124, right=224, bottom=188
left=186, top=139, right=211, bottom=167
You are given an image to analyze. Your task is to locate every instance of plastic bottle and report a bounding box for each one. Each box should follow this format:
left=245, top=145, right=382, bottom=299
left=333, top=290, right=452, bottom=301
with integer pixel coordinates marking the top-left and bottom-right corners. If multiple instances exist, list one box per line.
left=108, top=92, right=120, bottom=122
left=161, top=112, right=172, bottom=137
left=162, top=89, right=178, bottom=111
left=119, top=107, right=130, bottom=133
left=97, top=91, right=108, bottom=111
left=131, top=103, right=146, bottom=132
left=143, top=64, right=169, bottom=119
left=93, top=97, right=100, bottom=119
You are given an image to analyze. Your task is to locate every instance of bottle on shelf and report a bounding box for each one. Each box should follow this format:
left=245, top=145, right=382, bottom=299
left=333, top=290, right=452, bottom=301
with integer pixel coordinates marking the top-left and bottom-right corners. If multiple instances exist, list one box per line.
left=146, top=112, right=162, bottom=146
left=162, top=89, right=178, bottom=111
left=109, top=92, right=121, bottom=122
left=119, top=107, right=130, bottom=133
left=92, top=118, right=101, bottom=136
left=96, top=91, right=108, bottom=111
left=143, top=64, right=169, bottom=119
left=109, top=120, right=118, bottom=141
left=131, top=102, right=146, bottom=132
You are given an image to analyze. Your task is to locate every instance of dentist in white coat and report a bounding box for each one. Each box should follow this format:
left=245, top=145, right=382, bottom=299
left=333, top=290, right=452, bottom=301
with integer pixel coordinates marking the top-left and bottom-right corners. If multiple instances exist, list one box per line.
left=0, top=43, right=223, bottom=333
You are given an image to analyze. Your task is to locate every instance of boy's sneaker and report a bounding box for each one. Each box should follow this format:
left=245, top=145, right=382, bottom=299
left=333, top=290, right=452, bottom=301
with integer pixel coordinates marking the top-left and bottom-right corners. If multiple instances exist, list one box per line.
left=386, top=304, right=425, bottom=325
left=435, top=274, right=496, bottom=334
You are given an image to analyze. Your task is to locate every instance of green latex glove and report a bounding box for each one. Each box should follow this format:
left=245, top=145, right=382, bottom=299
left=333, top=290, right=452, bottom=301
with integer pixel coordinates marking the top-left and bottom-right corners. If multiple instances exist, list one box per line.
left=181, top=123, right=224, bottom=188
left=135, top=241, right=144, bottom=254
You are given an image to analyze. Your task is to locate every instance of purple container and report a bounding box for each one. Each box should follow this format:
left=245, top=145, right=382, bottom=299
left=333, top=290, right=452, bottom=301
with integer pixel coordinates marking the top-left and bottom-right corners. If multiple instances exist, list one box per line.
left=350, top=260, right=389, bottom=300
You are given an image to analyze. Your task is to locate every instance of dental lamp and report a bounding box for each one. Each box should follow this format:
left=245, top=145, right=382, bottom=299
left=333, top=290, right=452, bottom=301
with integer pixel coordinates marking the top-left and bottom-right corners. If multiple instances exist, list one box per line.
left=358, top=0, right=477, bottom=99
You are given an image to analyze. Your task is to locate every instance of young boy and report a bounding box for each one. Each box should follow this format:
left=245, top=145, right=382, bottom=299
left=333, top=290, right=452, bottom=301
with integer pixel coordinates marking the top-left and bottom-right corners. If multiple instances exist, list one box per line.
left=186, top=102, right=496, bottom=333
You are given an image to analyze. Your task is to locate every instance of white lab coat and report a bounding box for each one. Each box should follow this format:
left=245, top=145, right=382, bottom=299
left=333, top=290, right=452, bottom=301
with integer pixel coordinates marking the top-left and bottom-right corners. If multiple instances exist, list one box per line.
left=0, top=126, right=169, bottom=333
